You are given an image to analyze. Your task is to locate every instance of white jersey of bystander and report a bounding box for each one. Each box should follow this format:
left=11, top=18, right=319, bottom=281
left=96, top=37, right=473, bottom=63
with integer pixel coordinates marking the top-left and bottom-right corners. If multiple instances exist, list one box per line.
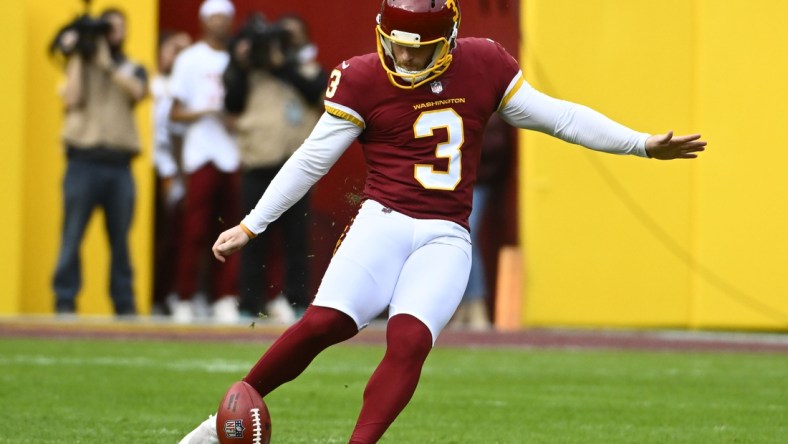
left=169, top=41, right=239, bottom=174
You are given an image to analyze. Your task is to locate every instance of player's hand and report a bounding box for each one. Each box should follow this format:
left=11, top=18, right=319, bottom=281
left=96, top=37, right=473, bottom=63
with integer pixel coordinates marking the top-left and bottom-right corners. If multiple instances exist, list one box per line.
left=212, top=225, right=250, bottom=262
left=645, top=131, right=707, bottom=160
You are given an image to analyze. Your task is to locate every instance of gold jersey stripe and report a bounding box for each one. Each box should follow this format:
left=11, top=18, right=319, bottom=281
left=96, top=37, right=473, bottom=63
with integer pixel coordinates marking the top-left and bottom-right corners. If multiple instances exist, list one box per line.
left=325, top=105, right=365, bottom=129
left=498, top=74, right=525, bottom=111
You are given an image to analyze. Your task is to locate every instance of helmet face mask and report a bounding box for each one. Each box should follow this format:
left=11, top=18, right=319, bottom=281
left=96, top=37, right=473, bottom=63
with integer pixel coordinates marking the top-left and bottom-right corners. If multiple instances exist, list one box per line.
left=375, top=0, right=461, bottom=89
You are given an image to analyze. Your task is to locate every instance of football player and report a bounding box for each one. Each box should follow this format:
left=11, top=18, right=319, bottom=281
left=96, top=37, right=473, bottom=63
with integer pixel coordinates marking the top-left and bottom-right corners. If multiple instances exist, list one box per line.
left=180, top=0, right=706, bottom=442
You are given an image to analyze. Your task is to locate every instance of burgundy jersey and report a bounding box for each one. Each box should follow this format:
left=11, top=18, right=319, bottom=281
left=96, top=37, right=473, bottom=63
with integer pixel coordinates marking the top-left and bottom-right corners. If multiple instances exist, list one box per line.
left=324, top=37, right=520, bottom=229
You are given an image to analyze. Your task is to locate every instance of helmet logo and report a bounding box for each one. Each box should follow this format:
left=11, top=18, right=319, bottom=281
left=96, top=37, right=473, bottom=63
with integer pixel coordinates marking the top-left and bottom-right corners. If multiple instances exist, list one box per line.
left=445, top=0, right=460, bottom=22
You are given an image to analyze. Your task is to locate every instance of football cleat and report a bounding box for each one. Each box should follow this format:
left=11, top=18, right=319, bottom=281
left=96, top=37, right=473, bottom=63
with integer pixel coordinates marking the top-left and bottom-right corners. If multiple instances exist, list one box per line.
left=178, top=414, right=218, bottom=444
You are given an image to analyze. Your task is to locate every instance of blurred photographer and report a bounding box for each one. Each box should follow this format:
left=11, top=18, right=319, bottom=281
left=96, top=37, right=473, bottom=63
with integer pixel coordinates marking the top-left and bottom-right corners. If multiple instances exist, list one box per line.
left=224, top=13, right=327, bottom=323
left=51, top=8, right=148, bottom=316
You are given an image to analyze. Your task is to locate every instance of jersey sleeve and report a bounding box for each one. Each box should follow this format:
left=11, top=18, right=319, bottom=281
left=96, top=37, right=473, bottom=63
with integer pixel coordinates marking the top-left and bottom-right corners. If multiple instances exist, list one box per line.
left=499, top=79, right=649, bottom=157
left=482, top=39, right=522, bottom=111
left=323, top=58, right=370, bottom=130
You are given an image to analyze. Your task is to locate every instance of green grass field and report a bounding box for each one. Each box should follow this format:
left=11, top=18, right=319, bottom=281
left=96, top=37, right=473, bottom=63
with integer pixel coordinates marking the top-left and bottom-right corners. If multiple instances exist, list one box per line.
left=0, top=336, right=786, bottom=443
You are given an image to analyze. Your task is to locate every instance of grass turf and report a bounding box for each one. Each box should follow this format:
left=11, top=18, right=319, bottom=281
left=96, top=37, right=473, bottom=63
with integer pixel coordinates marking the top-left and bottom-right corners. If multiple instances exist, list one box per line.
left=0, top=337, right=785, bottom=443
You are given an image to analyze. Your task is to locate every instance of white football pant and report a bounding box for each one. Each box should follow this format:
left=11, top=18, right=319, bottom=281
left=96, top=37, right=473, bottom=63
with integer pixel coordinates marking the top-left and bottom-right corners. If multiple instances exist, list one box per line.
left=313, top=199, right=472, bottom=343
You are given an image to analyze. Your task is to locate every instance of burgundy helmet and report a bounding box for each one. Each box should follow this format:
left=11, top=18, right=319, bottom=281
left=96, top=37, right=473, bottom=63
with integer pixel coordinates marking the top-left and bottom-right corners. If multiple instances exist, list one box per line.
left=375, top=0, right=461, bottom=88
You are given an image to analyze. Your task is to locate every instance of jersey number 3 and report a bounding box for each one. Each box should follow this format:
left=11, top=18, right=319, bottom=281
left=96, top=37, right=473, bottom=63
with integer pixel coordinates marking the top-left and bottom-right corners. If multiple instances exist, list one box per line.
left=326, top=69, right=463, bottom=191
left=414, top=109, right=464, bottom=190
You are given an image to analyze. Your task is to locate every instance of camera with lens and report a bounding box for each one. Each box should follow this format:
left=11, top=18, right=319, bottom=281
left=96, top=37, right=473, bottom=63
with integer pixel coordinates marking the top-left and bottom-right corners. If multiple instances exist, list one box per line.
left=231, top=13, right=292, bottom=71
left=49, top=0, right=110, bottom=60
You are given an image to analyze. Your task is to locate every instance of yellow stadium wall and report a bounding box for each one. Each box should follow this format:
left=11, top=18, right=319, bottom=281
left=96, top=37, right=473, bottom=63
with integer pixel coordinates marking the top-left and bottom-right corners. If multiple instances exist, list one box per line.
left=520, top=0, right=788, bottom=330
left=2, top=0, right=156, bottom=315
left=5, top=0, right=787, bottom=330
left=0, top=2, right=27, bottom=314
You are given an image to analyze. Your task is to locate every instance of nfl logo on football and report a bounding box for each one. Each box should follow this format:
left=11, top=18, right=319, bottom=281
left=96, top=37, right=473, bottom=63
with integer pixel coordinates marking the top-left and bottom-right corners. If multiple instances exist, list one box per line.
left=430, top=80, right=443, bottom=94
left=224, top=419, right=245, bottom=439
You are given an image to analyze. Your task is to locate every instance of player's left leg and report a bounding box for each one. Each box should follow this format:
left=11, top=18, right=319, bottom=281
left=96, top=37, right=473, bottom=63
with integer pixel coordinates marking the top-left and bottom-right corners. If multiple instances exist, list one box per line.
left=349, top=229, right=471, bottom=443
left=348, top=314, right=432, bottom=444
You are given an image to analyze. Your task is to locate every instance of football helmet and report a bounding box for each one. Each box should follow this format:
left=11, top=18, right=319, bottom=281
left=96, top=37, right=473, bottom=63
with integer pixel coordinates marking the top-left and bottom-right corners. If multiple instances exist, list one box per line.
left=376, top=0, right=461, bottom=89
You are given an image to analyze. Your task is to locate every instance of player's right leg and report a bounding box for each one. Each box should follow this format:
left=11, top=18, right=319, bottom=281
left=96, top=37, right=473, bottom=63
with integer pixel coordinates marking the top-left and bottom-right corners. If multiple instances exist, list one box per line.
left=178, top=306, right=357, bottom=444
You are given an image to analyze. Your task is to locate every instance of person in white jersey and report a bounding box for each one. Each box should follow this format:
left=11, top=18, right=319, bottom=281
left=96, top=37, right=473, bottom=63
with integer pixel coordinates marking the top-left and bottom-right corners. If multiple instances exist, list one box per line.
left=168, top=0, right=241, bottom=324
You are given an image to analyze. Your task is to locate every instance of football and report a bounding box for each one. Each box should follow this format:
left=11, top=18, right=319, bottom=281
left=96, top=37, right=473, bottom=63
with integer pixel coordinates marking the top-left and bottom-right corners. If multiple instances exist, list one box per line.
left=216, top=381, right=272, bottom=444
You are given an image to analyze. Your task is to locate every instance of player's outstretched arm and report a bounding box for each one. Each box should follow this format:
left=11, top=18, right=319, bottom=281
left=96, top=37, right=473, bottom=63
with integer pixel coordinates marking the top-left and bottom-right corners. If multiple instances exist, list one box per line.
left=499, top=76, right=708, bottom=159
left=645, top=131, right=707, bottom=160
left=212, top=225, right=250, bottom=263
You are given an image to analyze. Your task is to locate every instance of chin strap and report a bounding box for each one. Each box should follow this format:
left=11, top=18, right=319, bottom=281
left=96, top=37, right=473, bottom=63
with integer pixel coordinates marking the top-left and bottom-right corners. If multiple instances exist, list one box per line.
left=394, top=65, right=430, bottom=84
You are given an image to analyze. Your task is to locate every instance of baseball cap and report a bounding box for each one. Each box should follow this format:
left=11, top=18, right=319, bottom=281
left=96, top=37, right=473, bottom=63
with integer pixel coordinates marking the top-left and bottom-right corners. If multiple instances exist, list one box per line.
left=199, top=0, right=235, bottom=19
